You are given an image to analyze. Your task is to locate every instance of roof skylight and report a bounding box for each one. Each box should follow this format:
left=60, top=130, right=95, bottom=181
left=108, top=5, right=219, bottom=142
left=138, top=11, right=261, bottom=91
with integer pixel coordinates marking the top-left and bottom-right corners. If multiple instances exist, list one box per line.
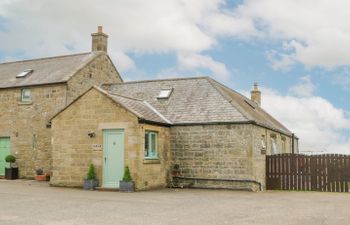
left=16, top=69, right=33, bottom=78
left=157, top=88, right=173, bottom=99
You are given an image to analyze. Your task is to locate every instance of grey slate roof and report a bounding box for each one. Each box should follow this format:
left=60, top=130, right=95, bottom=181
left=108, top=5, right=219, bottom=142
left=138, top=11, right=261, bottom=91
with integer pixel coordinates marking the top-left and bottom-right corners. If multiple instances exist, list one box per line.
left=97, top=87, right=170, bottom=125
left=50, top=86, right=171, bottom=126
left=102, top=77, right=292, bottom=135
left=0, top=52, right=99, bottom=88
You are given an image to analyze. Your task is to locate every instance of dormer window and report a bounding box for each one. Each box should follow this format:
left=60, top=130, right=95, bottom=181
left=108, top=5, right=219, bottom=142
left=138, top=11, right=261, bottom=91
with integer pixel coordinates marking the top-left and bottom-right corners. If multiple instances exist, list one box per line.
left=16, top=69, right=33, bottom=78
left=157, top=88, right=173, bottom=99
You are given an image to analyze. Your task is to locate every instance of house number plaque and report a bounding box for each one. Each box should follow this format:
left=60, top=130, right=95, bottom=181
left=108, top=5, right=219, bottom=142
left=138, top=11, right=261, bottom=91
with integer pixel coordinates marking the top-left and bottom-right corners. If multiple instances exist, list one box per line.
left=92, top=144, right=102, bottom=151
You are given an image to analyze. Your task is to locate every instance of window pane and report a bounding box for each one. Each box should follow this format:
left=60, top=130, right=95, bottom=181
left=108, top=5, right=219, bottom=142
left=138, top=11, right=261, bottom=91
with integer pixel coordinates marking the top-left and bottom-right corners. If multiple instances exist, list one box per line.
left=144, top=131, right=158, bottom=158
left=144, top=132, right=149, bottom=157
left=21, top=89, right=31, bottom=101
left=271, top=138, right=278, bottom=155
left=150, top=133, right=156, bottom=157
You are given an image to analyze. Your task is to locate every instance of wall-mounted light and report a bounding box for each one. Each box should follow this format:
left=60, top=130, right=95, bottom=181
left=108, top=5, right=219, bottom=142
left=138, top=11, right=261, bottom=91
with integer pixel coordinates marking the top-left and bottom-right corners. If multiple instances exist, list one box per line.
left=88, top=131, right=96, bottom=138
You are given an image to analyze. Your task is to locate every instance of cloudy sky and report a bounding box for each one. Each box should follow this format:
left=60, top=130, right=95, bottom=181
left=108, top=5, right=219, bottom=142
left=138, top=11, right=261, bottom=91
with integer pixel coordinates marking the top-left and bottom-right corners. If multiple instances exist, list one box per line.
left=1, top=0, right=350, bottom=154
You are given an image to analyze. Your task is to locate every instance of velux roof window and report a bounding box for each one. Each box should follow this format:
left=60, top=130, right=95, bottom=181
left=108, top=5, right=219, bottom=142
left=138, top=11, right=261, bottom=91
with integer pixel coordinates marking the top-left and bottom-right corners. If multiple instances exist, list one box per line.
left=157, top=88, right=173, bottom=99
left=16, top=69, right=33, bottom=78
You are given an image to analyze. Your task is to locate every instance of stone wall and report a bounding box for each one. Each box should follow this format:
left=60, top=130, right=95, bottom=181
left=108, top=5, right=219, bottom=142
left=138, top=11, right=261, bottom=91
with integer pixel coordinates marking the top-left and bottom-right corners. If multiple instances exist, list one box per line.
left=51, top=88, right=170, bottom=190
left=170, top=124, right=294, bottom=191
left=0, top=53, right=122, bottom=178
left=66, top=53, right=122, bottom=104
left=0, top=84, right=67, bottom=177
left=251, top=126, right=293, bottom=189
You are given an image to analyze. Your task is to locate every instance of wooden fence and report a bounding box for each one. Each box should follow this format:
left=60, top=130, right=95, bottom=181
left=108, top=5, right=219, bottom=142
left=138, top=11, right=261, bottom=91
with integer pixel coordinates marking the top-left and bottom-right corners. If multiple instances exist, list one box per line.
left=266, top=154, right=350, bottom=192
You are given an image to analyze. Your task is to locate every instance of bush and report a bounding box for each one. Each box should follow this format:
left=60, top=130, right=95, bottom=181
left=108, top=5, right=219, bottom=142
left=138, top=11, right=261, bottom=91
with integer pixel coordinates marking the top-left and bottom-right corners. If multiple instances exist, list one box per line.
left=86, top=164, right=96, bottom=180
left=5, top=155, right=16, bottom=163
left=122, top=166, right=132, bottom=182
left=35, top=168, right=44, bottom=175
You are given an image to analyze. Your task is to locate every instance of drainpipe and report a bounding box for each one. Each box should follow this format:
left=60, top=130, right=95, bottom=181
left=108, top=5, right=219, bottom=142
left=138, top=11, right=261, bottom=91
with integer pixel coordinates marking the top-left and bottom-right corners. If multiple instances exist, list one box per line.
left=291, top=133, right=295, bottom=154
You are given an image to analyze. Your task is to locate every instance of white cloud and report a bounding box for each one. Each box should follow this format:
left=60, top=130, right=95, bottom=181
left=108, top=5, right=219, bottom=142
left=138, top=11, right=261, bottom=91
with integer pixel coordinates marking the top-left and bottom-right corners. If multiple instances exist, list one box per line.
left=109, top=51, right=135, bottom=72
left=0, top=0, right=239, bottom=79
left=260, top=87, right=350, bottom=154
left=155, top=53, right=231, bottom=81
left=227, top=0, right=350, bottom=69
left=177, top=53, right=230, bottom=80
left=289, top=75, right=316, bottom=97
left=2, top=0, right=350, bottom=73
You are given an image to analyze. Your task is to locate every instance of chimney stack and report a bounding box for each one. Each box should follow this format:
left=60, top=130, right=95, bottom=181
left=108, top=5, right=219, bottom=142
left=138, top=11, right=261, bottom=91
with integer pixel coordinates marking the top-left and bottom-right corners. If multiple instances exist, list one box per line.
left=91, top=26, right=108, bottom=52
left=250, top=82, right=261, bottom=106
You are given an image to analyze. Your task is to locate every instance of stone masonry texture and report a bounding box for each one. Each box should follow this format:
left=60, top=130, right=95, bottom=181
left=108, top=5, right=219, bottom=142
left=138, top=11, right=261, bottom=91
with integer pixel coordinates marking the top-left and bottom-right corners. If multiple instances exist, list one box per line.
left=51, top=88, right=170, bottom=190
left=0, top=53, right=121, bottom=178
left=170, top=124, right=293, bottom=191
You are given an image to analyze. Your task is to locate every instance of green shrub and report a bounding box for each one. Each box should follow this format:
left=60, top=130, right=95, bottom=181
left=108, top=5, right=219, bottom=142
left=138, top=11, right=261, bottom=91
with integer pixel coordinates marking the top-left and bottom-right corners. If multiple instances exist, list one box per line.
left=86, top=164, right=96, bottom=180
left=5, top=155, right=16, bottom=163
left=35, top=168, right=44, bottom=175
left=122, top=166, right=132, bottom=182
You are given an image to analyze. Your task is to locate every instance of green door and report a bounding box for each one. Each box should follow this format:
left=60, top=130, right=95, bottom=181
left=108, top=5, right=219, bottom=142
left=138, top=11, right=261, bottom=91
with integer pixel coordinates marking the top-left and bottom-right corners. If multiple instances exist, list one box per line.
left=103, top=129, right=124, bottom=188
left=0, top=137, right=10, bottom=176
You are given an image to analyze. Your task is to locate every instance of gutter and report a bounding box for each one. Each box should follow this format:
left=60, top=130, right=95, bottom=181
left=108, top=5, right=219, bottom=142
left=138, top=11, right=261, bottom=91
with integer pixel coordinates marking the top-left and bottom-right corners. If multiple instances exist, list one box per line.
left=138, top=118, right=171, bottom=127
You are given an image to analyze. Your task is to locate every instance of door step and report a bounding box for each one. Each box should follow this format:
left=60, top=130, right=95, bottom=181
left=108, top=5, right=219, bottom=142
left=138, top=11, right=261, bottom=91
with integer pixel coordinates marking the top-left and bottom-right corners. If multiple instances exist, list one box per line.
left=95, top=187, right=119, bottom=192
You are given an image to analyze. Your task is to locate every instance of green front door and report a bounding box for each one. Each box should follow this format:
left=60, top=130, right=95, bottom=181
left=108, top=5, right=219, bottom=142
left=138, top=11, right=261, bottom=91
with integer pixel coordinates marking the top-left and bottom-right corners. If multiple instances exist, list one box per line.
left=0, top=137, right=10, bottom=176
left=103, top=129, right=124, bottom=188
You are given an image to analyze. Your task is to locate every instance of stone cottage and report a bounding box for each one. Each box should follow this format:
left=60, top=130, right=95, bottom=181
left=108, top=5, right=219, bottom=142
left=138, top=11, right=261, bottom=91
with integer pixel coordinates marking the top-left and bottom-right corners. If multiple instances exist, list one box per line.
left=50, top=76, right=298, bottom=191
left=0, top=27, right=122, bottom=177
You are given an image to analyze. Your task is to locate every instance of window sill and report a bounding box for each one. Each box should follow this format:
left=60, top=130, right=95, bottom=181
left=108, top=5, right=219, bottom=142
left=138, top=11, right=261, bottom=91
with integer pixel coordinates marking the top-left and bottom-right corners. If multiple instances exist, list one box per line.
left=143, top=158, right=160, bottom=164
left=18, top=101, right=33, bottom=105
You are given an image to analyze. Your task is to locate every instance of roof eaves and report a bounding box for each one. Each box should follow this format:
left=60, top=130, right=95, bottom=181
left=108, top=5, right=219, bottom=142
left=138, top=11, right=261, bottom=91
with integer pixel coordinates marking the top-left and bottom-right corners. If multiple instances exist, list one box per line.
left=0, top=81, right=67, bottom=90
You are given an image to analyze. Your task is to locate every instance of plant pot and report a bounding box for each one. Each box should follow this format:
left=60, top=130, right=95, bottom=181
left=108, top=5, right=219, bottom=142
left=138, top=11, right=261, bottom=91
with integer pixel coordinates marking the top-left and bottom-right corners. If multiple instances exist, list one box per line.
left=84, top=179, right=99, bottom=190
left=5, top=167, right=19, bottom=180
left=119, top=181, right=135, bottom=192
left=35, top=174, right=50, bottom=181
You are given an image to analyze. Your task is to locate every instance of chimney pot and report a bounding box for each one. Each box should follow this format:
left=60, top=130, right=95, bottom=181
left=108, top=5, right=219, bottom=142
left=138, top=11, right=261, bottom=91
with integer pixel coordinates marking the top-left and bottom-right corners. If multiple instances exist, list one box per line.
left=98, top=26, right=103, bottom=33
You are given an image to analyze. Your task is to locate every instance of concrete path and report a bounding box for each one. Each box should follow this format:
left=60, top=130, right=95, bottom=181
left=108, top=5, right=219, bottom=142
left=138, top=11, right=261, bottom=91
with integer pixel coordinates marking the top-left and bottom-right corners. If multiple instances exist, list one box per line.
left=0, top=179, right=349, bottom=225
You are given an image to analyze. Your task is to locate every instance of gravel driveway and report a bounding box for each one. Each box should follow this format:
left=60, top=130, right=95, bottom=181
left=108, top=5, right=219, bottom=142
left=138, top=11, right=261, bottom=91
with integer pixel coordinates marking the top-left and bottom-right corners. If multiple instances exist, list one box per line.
left=0, top=179, right=349, bottom=225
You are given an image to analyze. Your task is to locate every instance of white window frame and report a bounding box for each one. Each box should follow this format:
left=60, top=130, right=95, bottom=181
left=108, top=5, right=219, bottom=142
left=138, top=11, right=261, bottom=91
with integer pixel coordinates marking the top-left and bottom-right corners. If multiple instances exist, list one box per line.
left=144, top=131, right=158, bottom=159
left=271, top=137, right=279, bottom=155
left=157, top=89, right=172, bottom=99
left=21, top=88, right=32, bottom=102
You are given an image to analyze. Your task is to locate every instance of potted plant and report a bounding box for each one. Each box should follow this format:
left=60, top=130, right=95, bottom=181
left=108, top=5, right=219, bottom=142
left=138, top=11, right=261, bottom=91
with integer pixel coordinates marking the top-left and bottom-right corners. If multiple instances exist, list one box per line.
left=83, top=164, right=98, bottom=190
left=35, top=168, right=50, bottom=181
left=119, top=166, right=135, bottom=192
left=5, top=155, right=18, bottom=180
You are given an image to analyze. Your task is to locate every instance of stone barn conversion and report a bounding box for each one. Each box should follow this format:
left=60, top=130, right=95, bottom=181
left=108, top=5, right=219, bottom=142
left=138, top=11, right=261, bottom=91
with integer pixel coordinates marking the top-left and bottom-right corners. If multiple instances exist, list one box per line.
left=0, top=27, right=298, bottom=191
left=50, top=76, right=298, bottom=191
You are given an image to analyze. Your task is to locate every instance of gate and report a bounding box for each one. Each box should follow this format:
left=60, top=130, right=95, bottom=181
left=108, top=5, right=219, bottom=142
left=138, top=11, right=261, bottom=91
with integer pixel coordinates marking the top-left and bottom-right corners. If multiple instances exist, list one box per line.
left=266, top=154, right=350, bottom=192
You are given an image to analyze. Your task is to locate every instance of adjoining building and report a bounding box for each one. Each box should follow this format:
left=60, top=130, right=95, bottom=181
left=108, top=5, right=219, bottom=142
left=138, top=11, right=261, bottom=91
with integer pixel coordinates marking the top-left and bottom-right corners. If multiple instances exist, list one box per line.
left=0, top=27, right=122, bottom=177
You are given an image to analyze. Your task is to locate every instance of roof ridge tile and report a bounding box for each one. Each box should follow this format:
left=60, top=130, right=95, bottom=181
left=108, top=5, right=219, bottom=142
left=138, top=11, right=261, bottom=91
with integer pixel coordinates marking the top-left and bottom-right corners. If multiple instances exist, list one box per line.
left=0, top=52, right=93, bottom=65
